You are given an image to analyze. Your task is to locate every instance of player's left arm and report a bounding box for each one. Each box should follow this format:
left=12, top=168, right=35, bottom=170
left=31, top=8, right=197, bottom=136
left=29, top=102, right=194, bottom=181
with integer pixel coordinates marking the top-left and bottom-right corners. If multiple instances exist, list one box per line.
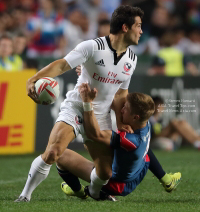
left=112, top=88, right=133, bottom=133
left=111, top=131, right=139, bottom=151
left=79, top=83, right=112, bottom=145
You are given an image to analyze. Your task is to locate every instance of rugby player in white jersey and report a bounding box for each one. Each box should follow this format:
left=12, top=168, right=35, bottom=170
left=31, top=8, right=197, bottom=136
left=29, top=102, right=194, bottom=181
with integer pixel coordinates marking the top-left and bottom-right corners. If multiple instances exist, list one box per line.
left=15, top=5, right=144, bottom=202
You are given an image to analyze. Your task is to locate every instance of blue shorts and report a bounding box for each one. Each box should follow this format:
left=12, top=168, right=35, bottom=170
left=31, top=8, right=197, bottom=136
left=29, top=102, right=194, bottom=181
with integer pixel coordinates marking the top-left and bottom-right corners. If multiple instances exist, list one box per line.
left=103, top=158, right=150, bottom=196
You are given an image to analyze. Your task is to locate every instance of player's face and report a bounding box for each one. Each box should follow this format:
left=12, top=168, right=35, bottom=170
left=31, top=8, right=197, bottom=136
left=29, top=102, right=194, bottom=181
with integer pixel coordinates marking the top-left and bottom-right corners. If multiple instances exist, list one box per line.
left=125, top=16, right=143, bottom=45
left=121, top=101, right=133, bottom=125
left=0, top=39, right=13, bottom=57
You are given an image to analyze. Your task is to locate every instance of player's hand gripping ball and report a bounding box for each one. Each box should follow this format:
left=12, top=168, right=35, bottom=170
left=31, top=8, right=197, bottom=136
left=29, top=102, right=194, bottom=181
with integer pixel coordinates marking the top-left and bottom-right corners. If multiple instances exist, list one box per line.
left=35, top=77, right=60, bottom=105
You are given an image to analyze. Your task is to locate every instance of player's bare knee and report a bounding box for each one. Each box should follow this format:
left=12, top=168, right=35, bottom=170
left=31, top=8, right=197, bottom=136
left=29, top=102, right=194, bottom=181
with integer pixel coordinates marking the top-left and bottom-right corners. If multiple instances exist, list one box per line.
left=43, top=148, right=61, bottom=164
left=56, top=151, right=67, bottom=169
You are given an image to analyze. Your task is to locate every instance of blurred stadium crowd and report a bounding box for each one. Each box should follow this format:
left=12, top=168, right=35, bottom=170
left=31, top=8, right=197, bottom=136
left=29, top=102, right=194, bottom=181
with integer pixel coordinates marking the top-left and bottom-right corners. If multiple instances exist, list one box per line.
left=0, top=0, right=200, bottom=74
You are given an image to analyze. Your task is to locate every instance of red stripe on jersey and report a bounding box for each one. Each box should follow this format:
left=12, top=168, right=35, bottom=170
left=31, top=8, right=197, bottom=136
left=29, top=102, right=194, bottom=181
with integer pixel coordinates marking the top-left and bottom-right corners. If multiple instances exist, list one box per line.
left=119, top=132, right=137, bottom=151
left=45, top=88, right=56, bottom=99
left=103, top=179, right=125, bottom=195
left=144, top=154, right=150, bottom=162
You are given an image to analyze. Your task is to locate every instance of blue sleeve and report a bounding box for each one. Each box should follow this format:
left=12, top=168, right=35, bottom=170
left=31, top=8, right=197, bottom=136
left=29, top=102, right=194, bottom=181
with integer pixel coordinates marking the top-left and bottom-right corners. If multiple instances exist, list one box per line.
left=27, top=20, right=34, bottom=31
left=110, top=131, right=139, bottom=151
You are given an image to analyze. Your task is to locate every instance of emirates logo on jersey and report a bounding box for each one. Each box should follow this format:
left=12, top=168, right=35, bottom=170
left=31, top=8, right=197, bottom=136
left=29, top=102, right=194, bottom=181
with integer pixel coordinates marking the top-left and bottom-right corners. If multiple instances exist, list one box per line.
left=124, top=62, right=132, bottom=72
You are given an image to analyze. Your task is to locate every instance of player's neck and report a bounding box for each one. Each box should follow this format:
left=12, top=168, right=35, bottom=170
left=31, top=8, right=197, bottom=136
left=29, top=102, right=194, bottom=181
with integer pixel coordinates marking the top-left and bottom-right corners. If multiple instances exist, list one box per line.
left=109, top=34, right=128, bottom=56
left=131, top=121, right=147, bottom=132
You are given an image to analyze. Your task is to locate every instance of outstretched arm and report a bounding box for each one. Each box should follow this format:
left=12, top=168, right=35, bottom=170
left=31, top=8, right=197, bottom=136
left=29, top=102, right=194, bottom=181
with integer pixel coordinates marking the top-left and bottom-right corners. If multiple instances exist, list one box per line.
left=79, top=83, right=112, bottom=145
left=27, top=59, right=71, bottom=103
left=27, top=40, right=93, bottom=103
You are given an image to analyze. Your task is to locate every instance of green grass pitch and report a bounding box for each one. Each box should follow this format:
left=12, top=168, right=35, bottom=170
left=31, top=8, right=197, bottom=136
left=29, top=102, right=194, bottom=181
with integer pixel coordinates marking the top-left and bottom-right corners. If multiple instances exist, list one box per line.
left=0, top=148, right=200, bottom=212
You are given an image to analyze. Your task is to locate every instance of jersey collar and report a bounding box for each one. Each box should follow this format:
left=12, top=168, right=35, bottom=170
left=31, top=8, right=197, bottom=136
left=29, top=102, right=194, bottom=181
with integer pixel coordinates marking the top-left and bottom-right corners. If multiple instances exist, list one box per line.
left=134, top=122, right=148, bottom=135
left=105, top=35, right=127, bottom=66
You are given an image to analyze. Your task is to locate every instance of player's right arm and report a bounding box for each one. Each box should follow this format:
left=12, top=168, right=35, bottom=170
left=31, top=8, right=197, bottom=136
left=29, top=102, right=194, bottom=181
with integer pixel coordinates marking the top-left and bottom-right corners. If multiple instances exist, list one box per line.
left=79, top=83, right=112, bottom=145
left=27, top=40, right=94, bottom=103
left=27, top=59, right=71, bottom=103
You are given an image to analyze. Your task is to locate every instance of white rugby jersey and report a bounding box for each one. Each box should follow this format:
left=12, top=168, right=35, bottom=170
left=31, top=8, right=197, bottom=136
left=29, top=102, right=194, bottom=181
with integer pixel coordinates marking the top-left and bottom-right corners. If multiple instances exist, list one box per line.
left=64, top=36, right=137, bottom=114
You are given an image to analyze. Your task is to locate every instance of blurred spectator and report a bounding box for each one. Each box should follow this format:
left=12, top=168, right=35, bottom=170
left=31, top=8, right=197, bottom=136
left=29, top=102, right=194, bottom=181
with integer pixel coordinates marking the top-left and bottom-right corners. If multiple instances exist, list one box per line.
left=53, top=36, right=68, bottom=59
left=150, top=6, right=170, bottom=38
left=75, top=0, right=102, bottom=39
left=26, top=0, right=65, bottom=58
left=97, top=19, right=110, bottom=37
left=187, top=28, right=200, bottom=55
left=172, top=26, right=190, bottom=54
left=13, top=32, right=27, bottom=60
left=0, top=0, right=199, bottom=67
left=150, top=96, right=200, bottom=151
left=0, top=12, right=14, bottom=33
left=11, top=7, right=31, bottom=34
left=147, top=56, right=166, bottom=76
left=63, top=9, right=83, bottom=52
left=101, top=0, right=121, bottom=18
left=79, top=12, right=91, bottom=40
left=157, top=32, right=199, bottom=76
left=13, top=32, right=39, bottom=69
left=0, top=33, right=23, bottom=72
left=187, top=4, right=200, bottom=28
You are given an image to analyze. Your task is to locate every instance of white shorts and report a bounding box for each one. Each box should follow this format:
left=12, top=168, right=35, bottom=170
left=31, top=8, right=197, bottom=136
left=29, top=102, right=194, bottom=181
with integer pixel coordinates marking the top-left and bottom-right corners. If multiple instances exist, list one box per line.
left=56, top=100, right=112, bottom=142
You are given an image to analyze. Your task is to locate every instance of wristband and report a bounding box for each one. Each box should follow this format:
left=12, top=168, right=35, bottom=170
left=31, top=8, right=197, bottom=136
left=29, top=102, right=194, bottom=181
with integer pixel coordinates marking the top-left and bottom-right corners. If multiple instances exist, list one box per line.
left=83, top=102, right=93, bottom=111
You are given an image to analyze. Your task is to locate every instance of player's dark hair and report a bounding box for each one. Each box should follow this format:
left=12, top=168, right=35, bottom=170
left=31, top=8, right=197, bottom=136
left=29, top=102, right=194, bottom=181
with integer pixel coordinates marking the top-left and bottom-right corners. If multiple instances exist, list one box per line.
left=0, top=33, right=13, bottom=42
left=152, top=96, right=164, bottom=106
left=127, top=92, right=155, bottom=122
left=110, top=5, right=144, bottom=34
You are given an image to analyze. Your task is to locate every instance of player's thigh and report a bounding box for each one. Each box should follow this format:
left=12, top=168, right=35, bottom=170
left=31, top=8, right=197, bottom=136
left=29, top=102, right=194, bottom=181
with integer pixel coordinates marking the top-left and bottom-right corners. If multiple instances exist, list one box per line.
left=57, top=149, right=93, bottom=183
left=43, top=122, right=75, bottom=157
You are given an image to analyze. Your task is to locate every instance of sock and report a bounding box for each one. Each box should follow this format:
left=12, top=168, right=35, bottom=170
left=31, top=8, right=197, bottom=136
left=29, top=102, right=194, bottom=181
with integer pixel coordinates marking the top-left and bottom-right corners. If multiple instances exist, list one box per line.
left=160, top=173, right=172, bottom=185
left=56, top=166, right=81, bottom=192
left=194, top=140, right=200, bottom=149
left=20, top=155, right=51, bottom=200
left=89, top=168, right=109, bottom=199
left=148, top=148, right=166, bottom=180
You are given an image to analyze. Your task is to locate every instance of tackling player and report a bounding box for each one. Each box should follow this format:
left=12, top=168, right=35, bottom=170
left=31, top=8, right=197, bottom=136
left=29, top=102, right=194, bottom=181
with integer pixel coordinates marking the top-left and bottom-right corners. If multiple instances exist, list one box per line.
left=56, top=83, right=181, bottom=200
left=15, top=6, right=156, bottom=202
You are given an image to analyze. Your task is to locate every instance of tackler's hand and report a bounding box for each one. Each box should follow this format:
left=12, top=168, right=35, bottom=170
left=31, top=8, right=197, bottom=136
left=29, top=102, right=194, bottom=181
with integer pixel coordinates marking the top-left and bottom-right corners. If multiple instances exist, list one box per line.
left=117, top=122, right=134, bottom=134
left=79, top=83, right=98, bottom=102
left=75, top=65, right=82, bottom=76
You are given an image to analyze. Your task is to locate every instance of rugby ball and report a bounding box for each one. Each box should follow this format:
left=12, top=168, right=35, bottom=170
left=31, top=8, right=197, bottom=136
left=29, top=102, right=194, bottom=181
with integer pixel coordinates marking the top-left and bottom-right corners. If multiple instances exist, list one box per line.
left=35, top=77, right=60, bottom=105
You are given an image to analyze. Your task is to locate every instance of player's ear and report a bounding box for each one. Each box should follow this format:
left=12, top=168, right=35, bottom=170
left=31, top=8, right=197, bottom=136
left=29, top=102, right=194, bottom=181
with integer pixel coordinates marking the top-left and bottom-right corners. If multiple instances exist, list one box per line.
left=122, top=24, right=129, bottom=33
left=133, top=115, right=140, bottom=120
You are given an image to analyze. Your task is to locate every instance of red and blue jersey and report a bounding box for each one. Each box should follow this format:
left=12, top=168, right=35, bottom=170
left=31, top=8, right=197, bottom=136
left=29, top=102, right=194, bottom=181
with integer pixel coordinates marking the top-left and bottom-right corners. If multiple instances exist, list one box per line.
left=110, top=121, right=151, bottom=183
left=27, top=11, right=64, bottom=52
